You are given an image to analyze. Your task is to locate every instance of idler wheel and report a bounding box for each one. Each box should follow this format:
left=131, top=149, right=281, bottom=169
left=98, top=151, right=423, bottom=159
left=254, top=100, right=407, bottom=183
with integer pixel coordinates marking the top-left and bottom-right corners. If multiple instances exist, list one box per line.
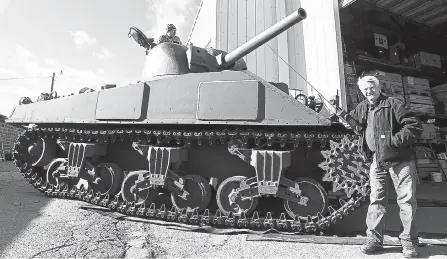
left=91, top=163, right=123, bottom=196
left=14, top=131, right=56, bottom=169
left=283, top=177, right=328, bottom=220
left=171, top=175, right=212, bottom=213
left=216, top=176, right=258, bottom=216
left=46, top=158, right=76, bottom=188
left=121, top=170, right=158, bottom=206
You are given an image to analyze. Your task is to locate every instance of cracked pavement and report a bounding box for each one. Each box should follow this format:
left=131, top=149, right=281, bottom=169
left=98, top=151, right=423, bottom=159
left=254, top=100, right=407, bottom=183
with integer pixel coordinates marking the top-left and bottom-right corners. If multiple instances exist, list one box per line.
left=0, top=162, right=161, bottom=258
left=1, top=161, right=447, bottom=258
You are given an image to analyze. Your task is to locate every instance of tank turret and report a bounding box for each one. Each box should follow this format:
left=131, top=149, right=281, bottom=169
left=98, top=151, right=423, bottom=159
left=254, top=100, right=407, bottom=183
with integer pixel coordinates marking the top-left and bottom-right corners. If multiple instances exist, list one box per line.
left=138, top=8, right=307, bottom=79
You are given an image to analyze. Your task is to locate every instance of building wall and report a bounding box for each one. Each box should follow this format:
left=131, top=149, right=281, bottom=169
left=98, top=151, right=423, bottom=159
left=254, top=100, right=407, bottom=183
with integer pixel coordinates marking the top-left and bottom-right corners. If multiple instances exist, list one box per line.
left=0, top=120, right=24, bottom=153
left=187, top=0, right=347, bottom=109
left=187, top=0, right=217, bottom=48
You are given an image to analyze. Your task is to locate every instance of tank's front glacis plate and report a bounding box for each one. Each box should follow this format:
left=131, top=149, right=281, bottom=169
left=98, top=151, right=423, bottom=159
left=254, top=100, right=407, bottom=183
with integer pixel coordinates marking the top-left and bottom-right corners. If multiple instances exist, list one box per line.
left=7, top=70, right=330, bottom=126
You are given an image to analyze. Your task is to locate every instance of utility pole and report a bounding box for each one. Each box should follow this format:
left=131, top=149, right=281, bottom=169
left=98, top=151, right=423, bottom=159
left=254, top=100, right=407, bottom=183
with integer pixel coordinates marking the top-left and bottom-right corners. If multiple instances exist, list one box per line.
left=50, top=72, right=55, bottom=92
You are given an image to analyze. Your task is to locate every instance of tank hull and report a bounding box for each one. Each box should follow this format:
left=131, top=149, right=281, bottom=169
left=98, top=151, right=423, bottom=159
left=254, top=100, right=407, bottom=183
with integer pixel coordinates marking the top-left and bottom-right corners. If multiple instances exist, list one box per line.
left=7, top=71, right=330, bottom=126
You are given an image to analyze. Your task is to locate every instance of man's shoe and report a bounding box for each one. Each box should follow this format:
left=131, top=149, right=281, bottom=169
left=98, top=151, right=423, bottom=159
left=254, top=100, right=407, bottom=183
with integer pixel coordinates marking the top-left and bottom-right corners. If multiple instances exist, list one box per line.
left=401, top=240, right=418, bottom=258
left=361, top=239, right=383, bottom=254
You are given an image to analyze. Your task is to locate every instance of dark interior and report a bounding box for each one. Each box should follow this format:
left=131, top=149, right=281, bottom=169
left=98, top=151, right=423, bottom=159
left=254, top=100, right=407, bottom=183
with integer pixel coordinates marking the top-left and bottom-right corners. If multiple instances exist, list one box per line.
left=339, top=1, right=447, bottom=85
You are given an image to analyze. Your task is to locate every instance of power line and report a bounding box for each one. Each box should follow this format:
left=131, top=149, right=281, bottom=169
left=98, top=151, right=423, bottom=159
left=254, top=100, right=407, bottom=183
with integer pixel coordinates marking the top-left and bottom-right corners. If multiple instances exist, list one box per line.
left=265, top=43, right=332, bottom=105
left=0, top=76, right=52, bottom=81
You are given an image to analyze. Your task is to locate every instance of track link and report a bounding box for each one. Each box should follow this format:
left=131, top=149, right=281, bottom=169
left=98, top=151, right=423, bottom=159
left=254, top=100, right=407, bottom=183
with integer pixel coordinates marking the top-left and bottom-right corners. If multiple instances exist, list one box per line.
left=12, top=126, right=371, bottom=235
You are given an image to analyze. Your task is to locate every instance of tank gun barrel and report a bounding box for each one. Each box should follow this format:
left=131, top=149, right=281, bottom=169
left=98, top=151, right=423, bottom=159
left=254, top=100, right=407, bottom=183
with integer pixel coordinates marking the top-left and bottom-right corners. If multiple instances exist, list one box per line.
left=218, top=8, right=307, bottom=68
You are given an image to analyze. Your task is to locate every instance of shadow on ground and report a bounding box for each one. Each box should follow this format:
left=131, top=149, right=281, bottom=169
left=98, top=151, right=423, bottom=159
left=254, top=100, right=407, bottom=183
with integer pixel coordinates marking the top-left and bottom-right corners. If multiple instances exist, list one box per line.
left=0, top=161, right=50, bottom=253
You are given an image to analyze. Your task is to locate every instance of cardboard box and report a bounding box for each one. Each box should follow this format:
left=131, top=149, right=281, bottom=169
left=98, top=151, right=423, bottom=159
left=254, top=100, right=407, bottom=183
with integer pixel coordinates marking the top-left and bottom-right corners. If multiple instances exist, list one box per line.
left=410, top=51, right=442, bottom=69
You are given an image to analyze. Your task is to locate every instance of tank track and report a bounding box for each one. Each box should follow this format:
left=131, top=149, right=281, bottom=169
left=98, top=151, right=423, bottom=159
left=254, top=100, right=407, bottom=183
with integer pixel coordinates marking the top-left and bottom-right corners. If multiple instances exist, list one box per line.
left=12, top=126, right=370, bottom=235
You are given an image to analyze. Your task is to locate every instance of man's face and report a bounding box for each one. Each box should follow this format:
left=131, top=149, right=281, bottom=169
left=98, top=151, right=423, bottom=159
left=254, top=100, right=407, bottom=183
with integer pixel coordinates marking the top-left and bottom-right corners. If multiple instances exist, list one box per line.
left=167, top=29, right=176, bottom=37
left=359, top=79, right=381, bottom=104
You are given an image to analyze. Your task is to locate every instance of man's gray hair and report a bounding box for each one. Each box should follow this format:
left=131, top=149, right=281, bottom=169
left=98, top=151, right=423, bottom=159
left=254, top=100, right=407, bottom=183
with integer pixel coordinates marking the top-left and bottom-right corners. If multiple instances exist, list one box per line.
left=357, top=70, right=380, bottom=89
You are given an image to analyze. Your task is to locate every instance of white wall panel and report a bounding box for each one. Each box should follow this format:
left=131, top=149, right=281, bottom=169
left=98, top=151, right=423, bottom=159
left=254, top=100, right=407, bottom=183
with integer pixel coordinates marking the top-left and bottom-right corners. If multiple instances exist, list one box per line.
left=265, top=0, right=279, bottom=82
left=187, top=0, right=217, bottom=48
left=246, top=0, right=257, bottom=73
left=255, top=0, right=266, bottom=80
left=276, top=0, right=290, bottom=86
left=300, top=0, right=347, bottom=108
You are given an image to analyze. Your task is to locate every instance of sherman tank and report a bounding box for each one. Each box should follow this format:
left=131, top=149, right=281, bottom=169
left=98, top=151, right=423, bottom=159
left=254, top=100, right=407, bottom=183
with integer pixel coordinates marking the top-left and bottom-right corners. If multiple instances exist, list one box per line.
left=7, top=8, right=371, bottom=234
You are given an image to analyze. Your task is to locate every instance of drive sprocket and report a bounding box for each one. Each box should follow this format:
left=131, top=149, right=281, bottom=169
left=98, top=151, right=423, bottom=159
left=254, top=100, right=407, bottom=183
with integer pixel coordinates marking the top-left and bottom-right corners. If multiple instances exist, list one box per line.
left=318, top=135, right=371, bottom=198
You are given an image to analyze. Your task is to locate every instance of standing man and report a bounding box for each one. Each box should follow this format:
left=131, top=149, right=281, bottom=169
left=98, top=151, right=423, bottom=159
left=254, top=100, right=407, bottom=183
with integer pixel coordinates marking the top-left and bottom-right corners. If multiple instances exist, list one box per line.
left=346, top=70, right=423, bottom=258
left=157, top=24, right=182, bottom=45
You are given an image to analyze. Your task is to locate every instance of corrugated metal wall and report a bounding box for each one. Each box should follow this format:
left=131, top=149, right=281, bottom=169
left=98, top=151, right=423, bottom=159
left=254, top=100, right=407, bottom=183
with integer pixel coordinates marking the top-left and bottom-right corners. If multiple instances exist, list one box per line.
left=187, top=0, right=217, bottom=48
left=187, top=0, right=347, bottom=108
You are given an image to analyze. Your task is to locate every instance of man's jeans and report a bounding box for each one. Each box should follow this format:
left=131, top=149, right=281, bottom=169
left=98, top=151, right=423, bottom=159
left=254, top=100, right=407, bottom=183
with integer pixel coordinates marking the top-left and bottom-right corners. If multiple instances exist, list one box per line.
left=366, top=157, right=418, bottom=244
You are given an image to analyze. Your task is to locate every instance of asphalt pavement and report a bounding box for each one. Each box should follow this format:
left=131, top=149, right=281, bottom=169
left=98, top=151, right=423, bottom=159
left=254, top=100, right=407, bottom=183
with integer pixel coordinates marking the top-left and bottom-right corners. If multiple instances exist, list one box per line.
left=1, top=161, right=446, bottom=258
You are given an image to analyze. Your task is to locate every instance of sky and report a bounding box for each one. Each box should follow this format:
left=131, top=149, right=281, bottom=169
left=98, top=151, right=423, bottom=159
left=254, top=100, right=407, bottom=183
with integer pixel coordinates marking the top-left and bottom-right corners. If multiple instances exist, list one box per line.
left=0, top=0, right=201, bottom=116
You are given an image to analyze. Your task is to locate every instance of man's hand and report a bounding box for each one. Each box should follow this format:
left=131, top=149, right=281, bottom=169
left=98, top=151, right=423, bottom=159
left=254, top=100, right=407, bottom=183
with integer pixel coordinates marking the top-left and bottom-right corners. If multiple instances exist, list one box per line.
left=339, top=117, right=352, bottom=129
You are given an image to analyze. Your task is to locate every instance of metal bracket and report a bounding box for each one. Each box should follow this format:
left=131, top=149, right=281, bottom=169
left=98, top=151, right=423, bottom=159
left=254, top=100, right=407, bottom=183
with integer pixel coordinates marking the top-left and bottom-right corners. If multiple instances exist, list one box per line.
left=276, top=177, right=310, bottom=205
left=132, top=146, right=190, bottom=198
left=146, top=146, right=188, bottom=186
left=227, top=138, right=251, bottom=163
left=56, top=140, right=70, bottom=152
left=228, top=145, right=251, bottom=163
left=67, top=143, right=106, bottom=178
left=228, top=138, right=293, bottom=197
left=251, top=150, right=292, bottom=195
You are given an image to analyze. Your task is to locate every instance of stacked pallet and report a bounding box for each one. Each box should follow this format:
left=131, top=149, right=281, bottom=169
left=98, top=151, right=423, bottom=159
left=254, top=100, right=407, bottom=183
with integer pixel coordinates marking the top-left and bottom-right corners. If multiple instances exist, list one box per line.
left=437, top=127, right=447, bottom=141
left=0, top=148, right=5, bottom=162
left=344, top=64, right=361, bottom=110
left=376, top=71, right=405, bottom=102
left=436, top=153, right=447, bottom=182
left=413, top=145, right=440, bottom=182
left=403, top=76, right=435, bottom=115
left=431, top=83, right=447, bottom=115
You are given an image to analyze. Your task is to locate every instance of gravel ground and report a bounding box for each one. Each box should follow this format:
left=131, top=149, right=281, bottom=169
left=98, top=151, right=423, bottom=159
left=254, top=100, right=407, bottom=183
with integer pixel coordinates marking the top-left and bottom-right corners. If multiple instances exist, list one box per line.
left=1, top=161, right=446, bottom=258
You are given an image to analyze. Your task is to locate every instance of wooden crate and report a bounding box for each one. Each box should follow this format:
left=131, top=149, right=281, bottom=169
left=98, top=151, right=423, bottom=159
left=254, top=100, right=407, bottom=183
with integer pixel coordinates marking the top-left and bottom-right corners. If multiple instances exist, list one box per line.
left=413, top=146, right=436, bottom=160
left=406, top=94, right=435, bottom=115
left=438, top=160, right=447, bottom=180
left=408, top=95, right=434, bottom=105
left=431, top=83, right=447, bottom=94
left=391, top=94, right=405, bottom=102
left=415, top=159, right=440, bottom=180
left=434, top=92, right=447, bottom=101
left=380, top=80, right=404, bottom=95
left=419, top=123, right=439, bottom=141
left=407, top=104, right=435, bottom=115
left=376, top=70, right=402, bottom=82
left=405, top=84, right=431, bottom=97
left=403, top=76, right=430, bottom=86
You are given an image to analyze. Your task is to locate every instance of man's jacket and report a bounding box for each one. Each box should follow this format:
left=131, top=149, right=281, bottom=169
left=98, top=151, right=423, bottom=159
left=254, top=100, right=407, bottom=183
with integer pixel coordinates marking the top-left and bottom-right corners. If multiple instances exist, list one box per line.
left=157, top=35, right=182, bottom=45
left=349, top=93, right=423, bottom=169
